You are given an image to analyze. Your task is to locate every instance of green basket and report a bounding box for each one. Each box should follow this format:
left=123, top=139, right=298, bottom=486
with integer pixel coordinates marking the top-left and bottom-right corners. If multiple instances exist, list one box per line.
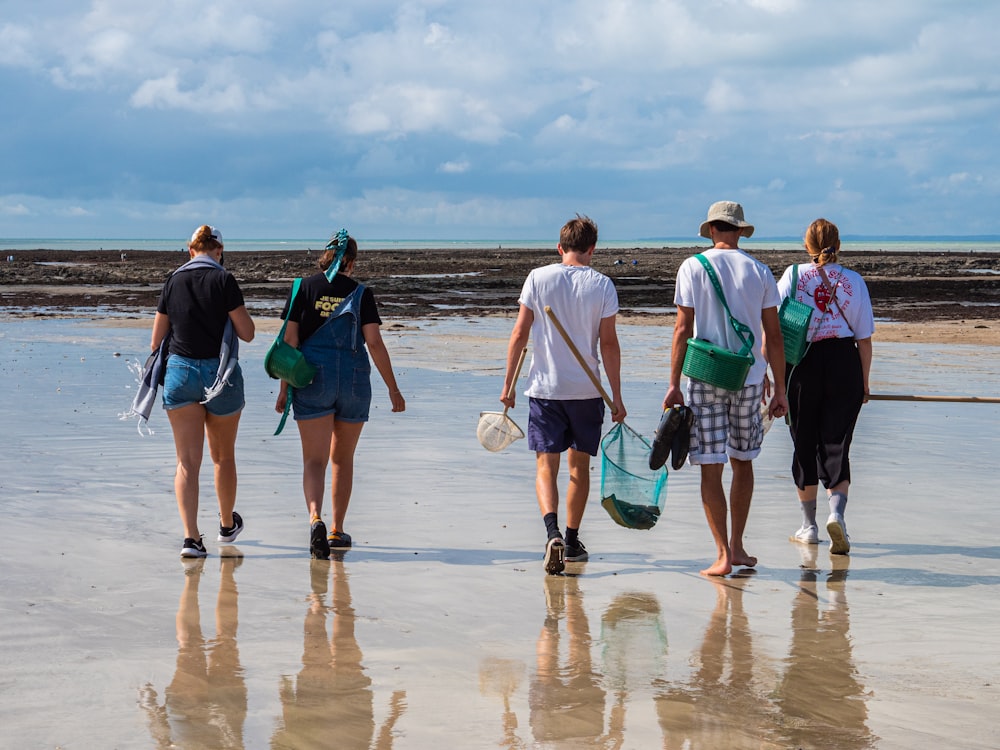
left=681, top=338, right=754, bottom=391
left=779, top=296, right=813, bottom=365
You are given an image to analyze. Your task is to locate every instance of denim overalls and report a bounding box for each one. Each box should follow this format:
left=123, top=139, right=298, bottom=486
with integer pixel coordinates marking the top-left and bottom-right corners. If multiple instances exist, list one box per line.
left=292, top=285, right=372, bottom=423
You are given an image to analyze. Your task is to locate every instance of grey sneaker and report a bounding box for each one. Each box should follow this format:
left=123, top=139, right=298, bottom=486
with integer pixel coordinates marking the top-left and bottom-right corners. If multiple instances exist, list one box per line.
left=826, top=513, right=850, bottom=554
left=789, top=524, right=819, bottom=544
left=543, top=537, right=565, bottom=575
left=565, top=539, right=589, bottom=562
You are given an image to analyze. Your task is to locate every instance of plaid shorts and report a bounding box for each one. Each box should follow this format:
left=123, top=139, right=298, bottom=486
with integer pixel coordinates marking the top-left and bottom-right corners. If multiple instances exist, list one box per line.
left=687, top=379, right=765, bottom=464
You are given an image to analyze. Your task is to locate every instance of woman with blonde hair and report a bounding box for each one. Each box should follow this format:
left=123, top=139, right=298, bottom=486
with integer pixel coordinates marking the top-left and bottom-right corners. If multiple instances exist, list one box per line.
left=777, top=219, right=874, bottom=554
left=152, top=225, right=256, bottom=557
left=274, top=230, right=405, bottom=559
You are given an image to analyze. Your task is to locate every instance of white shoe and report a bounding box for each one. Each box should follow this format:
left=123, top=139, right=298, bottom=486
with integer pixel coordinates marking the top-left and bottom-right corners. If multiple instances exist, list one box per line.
left=789, top=524, right=819, bottom=544
left=826, top=513, right=850, bottom=554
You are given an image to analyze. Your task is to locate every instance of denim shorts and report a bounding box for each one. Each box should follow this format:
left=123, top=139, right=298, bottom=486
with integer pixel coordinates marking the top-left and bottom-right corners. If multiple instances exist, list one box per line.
left=527, top=397, right=605, bottom=456
left=163, top=355, right=245, bottom=417
left=292, top=356, right=372, bottom=423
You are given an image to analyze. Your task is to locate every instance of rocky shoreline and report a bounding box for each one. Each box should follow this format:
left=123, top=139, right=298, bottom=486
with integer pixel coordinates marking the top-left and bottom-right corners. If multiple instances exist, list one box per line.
left=1, top=246, right=998, bottom=323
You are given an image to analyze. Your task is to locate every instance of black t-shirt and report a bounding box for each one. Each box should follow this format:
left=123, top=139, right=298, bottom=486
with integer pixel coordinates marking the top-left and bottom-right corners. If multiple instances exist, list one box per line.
left=282, top=272, right=381, bottom=343
left=157, top=266, right=246, bottom=358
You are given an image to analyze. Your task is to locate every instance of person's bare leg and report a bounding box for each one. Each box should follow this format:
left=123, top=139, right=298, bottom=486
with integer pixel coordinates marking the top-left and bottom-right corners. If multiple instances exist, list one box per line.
left=729, top=458, right=757, bottom=568
left=536, top=452, right=561, bottom=517
left=297, top=415, right=335, bottom=520
left=699, top=463, right=732, bottom=576
left=205, top=411, right=242, bottom=528
left=564, top=448, right=591, bottom=530
left=167, top=404, right=207, bottom=539
left=329, top=420, right=365, bottom=532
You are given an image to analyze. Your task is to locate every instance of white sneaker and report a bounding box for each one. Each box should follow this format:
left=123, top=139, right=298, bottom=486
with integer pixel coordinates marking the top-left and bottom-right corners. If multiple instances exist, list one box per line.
left=826, top=513, right=851, bottom=554
left=789, top=524, right=819, bottom=544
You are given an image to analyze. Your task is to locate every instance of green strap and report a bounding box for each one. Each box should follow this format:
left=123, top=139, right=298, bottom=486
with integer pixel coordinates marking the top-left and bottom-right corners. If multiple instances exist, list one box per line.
left=693, top=254, right=755, bottom=360
left=273, top=278, right=303, bottom=436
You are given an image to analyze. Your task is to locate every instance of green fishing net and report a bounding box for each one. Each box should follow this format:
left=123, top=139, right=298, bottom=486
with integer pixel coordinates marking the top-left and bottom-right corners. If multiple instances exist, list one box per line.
left=600, top=423, right=668, bottom=530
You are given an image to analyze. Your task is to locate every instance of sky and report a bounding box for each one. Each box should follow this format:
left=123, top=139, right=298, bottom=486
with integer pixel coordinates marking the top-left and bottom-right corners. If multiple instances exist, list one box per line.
left=2, top=1, right=1000, bottom=242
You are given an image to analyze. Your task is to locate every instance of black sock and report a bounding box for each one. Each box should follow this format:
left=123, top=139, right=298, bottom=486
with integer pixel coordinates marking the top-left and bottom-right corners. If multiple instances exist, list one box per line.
left=543, top=513, right=560, bottom=539
left=565, top=526, right=579, bottom=546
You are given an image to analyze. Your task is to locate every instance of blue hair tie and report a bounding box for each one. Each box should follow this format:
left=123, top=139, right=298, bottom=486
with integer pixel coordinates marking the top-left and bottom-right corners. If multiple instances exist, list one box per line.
left=324, top=228, right=350, bottom=282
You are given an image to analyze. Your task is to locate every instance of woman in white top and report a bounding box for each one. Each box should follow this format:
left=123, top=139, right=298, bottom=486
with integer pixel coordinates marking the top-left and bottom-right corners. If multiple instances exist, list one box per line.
left=776, top=219, right=874, bottom=555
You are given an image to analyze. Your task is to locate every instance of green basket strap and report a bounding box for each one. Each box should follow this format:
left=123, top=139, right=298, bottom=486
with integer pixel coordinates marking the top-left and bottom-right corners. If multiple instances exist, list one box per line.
left=693, top=254, right=755, bottom=359
left=272, top=277, right=303, bottom=436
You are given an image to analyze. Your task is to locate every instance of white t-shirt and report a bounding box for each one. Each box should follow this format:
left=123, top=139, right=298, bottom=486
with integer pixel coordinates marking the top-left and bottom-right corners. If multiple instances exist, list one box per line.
left=519, top=263, right=619, bottom=399
left=674, top=248, right=780, bottom=386
left=777, top=263, right=875, bottom=342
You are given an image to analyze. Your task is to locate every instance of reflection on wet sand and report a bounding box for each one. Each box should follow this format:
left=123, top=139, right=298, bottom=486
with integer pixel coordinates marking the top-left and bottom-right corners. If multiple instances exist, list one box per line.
left=656, top=575, right=780, bottom=748
left=479, top=657, right=527, bottom=749
left=776, top=549, right=875, bottom=748
left=529, top=576, right=612, bottom=746
left=271, top=559, right=406, bottom=749
left=139, top=557, right=247, bottom=749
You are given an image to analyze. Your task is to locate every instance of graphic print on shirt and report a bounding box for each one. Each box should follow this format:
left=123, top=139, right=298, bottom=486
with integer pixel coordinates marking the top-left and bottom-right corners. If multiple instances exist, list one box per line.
left=314, top=295, right=345, bottom=317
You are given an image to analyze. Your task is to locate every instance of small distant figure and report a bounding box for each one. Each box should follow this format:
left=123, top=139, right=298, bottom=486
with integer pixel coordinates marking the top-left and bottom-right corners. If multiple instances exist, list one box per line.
left=631, top=259, right=638, bottom=266
left=120, top=252, right=127, bottom=262
left=6, top=255, right=13, bottom=262
left=614, top=259, right=624, bottom=265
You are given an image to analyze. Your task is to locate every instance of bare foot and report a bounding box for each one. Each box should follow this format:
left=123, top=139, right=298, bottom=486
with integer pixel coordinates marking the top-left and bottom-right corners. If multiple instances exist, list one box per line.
left=700, top=558, right=733, bottom=577
left=731, top=552, right=758, bottom=568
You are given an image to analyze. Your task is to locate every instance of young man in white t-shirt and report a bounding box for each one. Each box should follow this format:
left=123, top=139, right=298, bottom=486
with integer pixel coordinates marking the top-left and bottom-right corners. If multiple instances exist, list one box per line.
left=501, top=215, right=627, bottom=575
left=664, top=201, right=789, bottom=576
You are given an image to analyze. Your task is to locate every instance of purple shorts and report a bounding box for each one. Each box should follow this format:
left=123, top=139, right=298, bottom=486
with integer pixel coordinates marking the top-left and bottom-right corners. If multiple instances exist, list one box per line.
left=527, top=397, right=605, bottom=456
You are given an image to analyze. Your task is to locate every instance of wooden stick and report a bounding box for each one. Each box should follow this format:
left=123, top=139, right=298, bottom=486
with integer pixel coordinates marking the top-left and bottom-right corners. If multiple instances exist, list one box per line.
left=868, top=394, right=1000, bottom=404
left=501, top=346, right=528, bottom=416
left=544, top=306, right=616, bottom=412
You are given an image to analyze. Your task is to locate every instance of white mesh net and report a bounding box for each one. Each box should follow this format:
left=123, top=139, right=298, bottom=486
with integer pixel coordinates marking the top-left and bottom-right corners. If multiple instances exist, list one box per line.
left=477, top=411, right=525, bottom=452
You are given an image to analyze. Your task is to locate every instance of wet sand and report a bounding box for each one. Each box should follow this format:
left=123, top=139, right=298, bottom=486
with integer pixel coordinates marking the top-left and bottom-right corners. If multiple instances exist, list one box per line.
left=0, top=316, right=998, bottom=748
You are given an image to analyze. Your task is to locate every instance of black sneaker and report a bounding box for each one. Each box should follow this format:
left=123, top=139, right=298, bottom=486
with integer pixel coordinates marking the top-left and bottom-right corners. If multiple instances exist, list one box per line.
left=310, top=519, right=330, bottom=560
left=328, top=530, right=352, bottom=549
left=565, top=539, right=589, bottom=562
left=180, top=536, right=207, bottom=558
left=217, top=511, right=244, bottom=543
left=544, top=537, right=565, bottom=575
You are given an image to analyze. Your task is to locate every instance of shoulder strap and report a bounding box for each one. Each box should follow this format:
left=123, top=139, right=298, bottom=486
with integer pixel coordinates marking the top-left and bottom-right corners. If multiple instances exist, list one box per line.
left=276, top=277, right=303, bottom=340
left=693, top=254, right=755, bottom=357
left=791, top=263, right=799, bottom=294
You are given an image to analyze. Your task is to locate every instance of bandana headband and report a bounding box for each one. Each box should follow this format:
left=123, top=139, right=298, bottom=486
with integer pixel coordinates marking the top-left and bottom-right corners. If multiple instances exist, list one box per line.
left=324, top=228, right=350, bottom=282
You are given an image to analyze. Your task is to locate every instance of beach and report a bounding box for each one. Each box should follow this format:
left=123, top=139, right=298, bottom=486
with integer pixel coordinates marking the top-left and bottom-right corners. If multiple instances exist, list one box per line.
left=0, top=312, right=998, bottom=748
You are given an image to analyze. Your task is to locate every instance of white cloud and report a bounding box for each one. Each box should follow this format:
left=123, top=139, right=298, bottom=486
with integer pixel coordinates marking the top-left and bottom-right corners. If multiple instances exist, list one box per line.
left=438, top=160, right=470, bottom=174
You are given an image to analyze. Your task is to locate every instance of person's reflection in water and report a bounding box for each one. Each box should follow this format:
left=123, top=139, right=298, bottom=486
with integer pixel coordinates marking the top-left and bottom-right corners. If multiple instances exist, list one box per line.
left=529, top=576, right=610, bottom=746
left=478, top=657, right=527, bottom=749
left=600, top=592, right=668, bottom=744
left=776, top=551, right=874, bottom=747
left=655, top=575, right=778, bottom=747
left=140, top=556, right=248, bottom=749
left=272, top=559, right=406, bottom=749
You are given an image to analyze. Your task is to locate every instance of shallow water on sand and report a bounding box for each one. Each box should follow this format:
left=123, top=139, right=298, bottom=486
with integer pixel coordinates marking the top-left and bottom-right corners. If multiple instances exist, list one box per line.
left=0, top=318, right=998, bottom=748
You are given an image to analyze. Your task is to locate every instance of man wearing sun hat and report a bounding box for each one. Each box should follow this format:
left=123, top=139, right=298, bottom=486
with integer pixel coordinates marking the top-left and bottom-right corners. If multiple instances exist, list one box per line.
left=662, top=201, right=789, bottom=576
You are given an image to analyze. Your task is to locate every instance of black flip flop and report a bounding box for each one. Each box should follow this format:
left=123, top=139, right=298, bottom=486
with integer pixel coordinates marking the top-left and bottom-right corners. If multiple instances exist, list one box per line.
left=669, top=406, right=695, bottom=470
left=648, top=407, right=683, bottom=470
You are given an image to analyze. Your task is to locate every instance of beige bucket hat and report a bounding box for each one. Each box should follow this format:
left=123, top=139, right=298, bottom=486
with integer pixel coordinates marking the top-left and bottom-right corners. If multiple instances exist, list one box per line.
left=699, top=201, right=755, bottom=239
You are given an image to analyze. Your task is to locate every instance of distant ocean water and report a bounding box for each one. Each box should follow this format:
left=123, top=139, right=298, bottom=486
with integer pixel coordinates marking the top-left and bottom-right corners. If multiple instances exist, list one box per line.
left=2, top=237, right=1000, bottom=253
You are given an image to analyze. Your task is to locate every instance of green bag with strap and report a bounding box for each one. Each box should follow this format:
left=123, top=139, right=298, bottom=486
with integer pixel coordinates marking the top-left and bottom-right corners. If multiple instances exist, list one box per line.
left=681, top=254, right=756, bottom=391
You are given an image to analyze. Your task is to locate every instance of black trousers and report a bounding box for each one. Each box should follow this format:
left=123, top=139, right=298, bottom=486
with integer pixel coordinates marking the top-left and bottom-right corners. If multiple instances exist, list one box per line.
left=784, top=337, right=864, bottom=490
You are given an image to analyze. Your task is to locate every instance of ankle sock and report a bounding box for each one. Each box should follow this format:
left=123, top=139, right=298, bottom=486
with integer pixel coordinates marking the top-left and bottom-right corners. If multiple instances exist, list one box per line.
left=565, top=526, right=580, bottom=547
left=800, top=499, right=817, bottom=528
left=829, top=492, right=848, bottom=517
left=543, top=512, right=560, bottom=540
